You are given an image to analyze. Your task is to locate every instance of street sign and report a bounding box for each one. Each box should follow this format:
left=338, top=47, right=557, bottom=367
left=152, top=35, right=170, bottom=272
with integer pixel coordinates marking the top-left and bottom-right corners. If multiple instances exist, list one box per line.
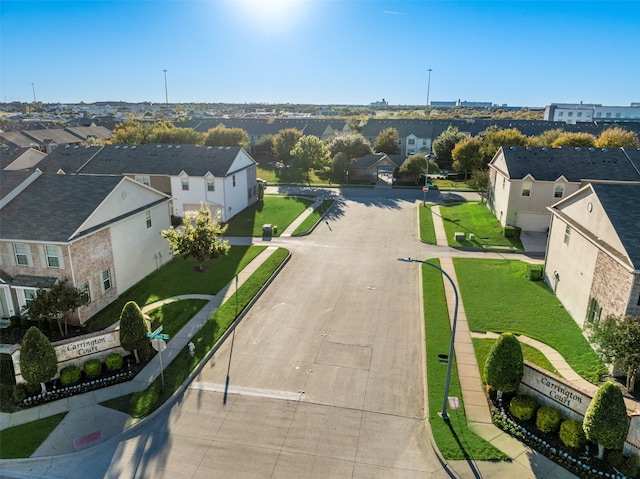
left=146, top=325, right=168, bottom=341
left=423, top=186, right=429, bottom=192
left=151, top=338, right=167, bottom=352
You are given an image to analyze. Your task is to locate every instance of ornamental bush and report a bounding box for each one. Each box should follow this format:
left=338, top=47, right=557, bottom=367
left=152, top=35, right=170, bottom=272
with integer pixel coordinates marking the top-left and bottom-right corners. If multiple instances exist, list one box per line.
left=535, top=406, right=563, bottom=433
left=559, top=419, right=587, bottom=449
left=621, top=453, right=640, bottom=478
left=509, top=394, right=538, bottom=421
left=83, top=359, right=102, bottom=379
left=503, top=225, right=521, bottom=238
left=60, top=365, right=81, bottom=386
left=583, top=381, right=629, bottom=453
left=105, top=353, right=123, bottom=372
left=526, top=264, right=543, bottom=281
left=484, top=332, right=524, bottom=398
left=13, top=383, right=27, bottom=403
left=19, top=326, right=58, bottom=390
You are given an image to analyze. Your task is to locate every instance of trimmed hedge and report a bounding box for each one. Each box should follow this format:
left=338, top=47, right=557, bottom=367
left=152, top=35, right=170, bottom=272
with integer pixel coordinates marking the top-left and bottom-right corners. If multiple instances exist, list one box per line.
left=535, top=406, right=563, bottom=433
left=59, top=365, right=81, bottom=386
left=503, top=225, right=521, bottom=238
left=526, top=264, right=543, bottom=281
left=83, top=359, right=102, bottom=379
left=559, top=419, right=587, bottom=449
left=105, top=353, right=123, bottom=372
left=509, top=394, right=538, bottom=421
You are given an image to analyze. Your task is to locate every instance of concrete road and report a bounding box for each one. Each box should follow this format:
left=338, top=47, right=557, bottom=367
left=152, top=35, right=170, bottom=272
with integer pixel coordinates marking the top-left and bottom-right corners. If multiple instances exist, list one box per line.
left=2, top=187, right=457, bottom=478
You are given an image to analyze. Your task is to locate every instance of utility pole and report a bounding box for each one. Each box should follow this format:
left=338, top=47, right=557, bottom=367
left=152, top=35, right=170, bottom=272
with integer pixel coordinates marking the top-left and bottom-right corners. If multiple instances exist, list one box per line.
left=31, top=83, right=37, bottom=103
left=426, top=69, right=432, bottom=115
left=163, top=69, right=168, bottom=106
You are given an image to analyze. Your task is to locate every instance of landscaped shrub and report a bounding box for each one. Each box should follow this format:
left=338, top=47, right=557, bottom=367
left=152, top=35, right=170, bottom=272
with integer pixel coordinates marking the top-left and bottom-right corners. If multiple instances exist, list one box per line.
left=503, top=225, right=521, bottom=238
left=20, top=316, right=31, bottom=329
left=559, top=419, right=587, bottom=449
left=60, top=365, right=81, bottom=386
left=84, top=359, right=102, bottom=379
left=509, top=394, right=538, bottom=421
left=605, top=449, right=625, bottom=470
left=37, top=316, right=49, bottom=331
left=171, top=215, right=183, bottom=227
left=526, top=264, right=543, bottom=281
left=621, top=453, right=640, bottom=478
left=105, top=353, right=123, bottom=372
left=9, top=315, right=21, bottom=328
left=535, top=406, right=563, bottom=433
left=13, top=383, right=27, bottom=403
left=48, top=318, right=59, bottom=332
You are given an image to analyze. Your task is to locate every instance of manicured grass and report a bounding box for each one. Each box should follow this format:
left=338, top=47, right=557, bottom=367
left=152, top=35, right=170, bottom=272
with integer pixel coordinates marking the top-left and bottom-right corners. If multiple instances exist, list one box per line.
left=291, top=199, right=335, bottom=235
left=423, top=259, right=508, bottom=461
left=257, top=166, right=335, bottom=186
left=440, top=202, right=523, bottom=250
left=102, top=248, right=290, bottom=418
left=224, top=195, right=313, bottom=237
left=430, top=179, right=473, bottom=190
left=84, top=246, right=265, bottom=332
left=0, top=413, right=66, bottom=459
left=146, top=299, right=209, bottom=338
left=454, top=258, right=607, bottom=383
left=472, top=338, right=560, bottom=379
left=418, top=203, right=437, bottom=244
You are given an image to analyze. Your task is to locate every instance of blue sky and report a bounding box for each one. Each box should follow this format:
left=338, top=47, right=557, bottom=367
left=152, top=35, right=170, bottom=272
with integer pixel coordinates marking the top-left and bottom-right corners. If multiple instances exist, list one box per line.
left=1, top=1, right=639, bottom=107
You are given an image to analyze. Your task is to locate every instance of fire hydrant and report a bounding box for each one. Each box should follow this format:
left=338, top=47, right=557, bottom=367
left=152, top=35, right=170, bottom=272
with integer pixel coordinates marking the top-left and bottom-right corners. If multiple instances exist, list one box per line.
left=188, top=341, right=195, bottom=357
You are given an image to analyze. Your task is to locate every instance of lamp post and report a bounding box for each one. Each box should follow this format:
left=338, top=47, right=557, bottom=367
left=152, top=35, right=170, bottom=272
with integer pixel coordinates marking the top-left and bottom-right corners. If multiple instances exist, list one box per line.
left=399, top=257, right=459, bottom=421
left=426, top=69, right=432, bottom=114
left=163, top=69, right=168, bottom=106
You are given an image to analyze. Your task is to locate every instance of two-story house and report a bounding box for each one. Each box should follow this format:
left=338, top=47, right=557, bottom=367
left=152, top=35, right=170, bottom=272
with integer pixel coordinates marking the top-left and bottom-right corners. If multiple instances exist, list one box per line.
left=0, top=171, right=172, bottom=324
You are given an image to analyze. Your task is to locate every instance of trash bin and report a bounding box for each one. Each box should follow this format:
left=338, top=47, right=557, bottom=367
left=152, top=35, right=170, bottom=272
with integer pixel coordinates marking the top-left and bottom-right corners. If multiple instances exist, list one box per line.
left=262, top=224, right=272, bottom=236
left=273, top=225, right=277, bottom=235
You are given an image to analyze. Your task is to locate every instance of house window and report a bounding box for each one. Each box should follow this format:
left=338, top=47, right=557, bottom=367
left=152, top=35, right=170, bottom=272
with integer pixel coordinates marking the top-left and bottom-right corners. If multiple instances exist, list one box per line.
left=558, top=112, right=564, bottom=117
left=521, top=181, right=532, bottom=197
left=606, top=112, right=611, bottom=118
left=568, top=112, right=573, bottom=117
left=596, top=112, right=602, bottom=118
left=102, top=270, right=111, bottom=291
left=145, top=210, right=152, bottom=229
left=207, top=177, right=215, bottom=192
left=45, top=245, right=60, bottom=268
left=586, top=297, right=602, bottom=324
left=233, top=175, right=236, bottom=187
left=554, top=184, right=564, bottom=198
left=135, top=175, right=150, bottom=186
left=14, top=244, right=29, bottom=266
left=577, top=112, right=583, bottom=117
left=616, top=113, right=621, bottom=118
left=564, top=225, right=571, bottom=245
left=408, top=139, right=415, bottom=145
left=78, top=282, right=91, bottom=305
left=181, top=176, right=189, bottom=191
left=23, top=289, right=37, bottom=307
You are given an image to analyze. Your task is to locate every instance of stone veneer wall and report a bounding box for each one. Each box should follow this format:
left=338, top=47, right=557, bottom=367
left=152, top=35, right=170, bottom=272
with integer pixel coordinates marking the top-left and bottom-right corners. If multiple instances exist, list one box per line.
left=590, top=251, right=634, bottom=320
left=626, top=274, right=640, bottom=317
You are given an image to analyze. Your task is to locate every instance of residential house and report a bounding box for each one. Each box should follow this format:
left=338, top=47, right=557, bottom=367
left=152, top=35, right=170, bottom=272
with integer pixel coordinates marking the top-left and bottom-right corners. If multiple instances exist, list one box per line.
left=1, top=147, right=47, bottom=171
left=487, top=146, right=640, bottom=232
left=0, top=171, right=172, bottom=324
left=0, top=123, right=112, bottom=153
left=544, top=183, right=640, bottom=329
left=37, top=144, right=259, bottom=222
left=352, top=153, right=405, bottom=183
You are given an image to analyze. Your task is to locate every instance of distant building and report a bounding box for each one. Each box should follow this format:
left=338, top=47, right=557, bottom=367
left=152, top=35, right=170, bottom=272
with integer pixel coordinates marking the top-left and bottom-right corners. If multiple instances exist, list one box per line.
left=544, top=102, right=640, bottom=124
left=370, top=99, right=388, bottom=107
left=430, top=100, right=493, bottom=108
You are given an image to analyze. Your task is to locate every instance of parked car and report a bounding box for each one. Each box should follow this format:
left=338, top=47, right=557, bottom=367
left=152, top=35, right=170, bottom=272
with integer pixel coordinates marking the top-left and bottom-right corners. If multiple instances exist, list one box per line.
left=257, top=178, right=267, bottom=189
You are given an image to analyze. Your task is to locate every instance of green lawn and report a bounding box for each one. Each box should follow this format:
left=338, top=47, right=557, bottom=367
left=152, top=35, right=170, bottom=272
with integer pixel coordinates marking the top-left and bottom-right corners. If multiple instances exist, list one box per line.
left=291, top=199, right=334, bottom=235
left=85, top=246, right=265, bottom=332
left=146, top=299, right=209, bottom=338
left=472, top=338, right=560, bottom=379
left=423, top=259, right=508, bottom=461
left=440, top=202, right=523, bottom=250
left=430, top=179, right=473, bottom=190
left=257, top=166, right=336, bottom=187
left=224, top=195, right=313, bottom=236
left=418, top=203, right=437, bottom=244
left=454, top=258, right=607, bottom=383
left=102, top=248, right=290, bottom=419
left=0, top=413, right=66, bottom=459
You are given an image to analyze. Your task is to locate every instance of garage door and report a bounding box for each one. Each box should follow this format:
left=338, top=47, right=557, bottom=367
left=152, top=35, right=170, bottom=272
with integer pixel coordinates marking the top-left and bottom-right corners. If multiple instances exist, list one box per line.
left=516, top=211, right=552, bottom=232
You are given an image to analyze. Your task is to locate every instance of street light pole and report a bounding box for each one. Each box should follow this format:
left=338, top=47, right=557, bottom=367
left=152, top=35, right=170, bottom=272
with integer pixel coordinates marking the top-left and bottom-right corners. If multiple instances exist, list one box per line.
left=399, top=257, right=459, bottom=421
left=163, top=69, right=168, bottom=106
left=426, top=69, right=432, bottom=114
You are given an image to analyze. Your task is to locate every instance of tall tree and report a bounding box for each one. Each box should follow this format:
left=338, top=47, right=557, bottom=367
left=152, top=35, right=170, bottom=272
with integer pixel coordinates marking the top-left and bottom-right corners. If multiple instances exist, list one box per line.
left=527, top=128, right=564, bottom=147
left=326, top=132, right=373, bottom=160
left=24, top=279, right=83, bottom=336
left=398, top=154, right=438, bottom=183
left=203, top=126, right=249, bottom=149
left=373, top=127, right=400, bottom=154
left=432, top=126, right=468, bottom=168
left=484, top=332, right=523, bottom=400
left=596, top=127, right=640, bottom=148
left=452, top=137, right=483, bottom=179
left=290, top=135, right=331, bottom=182
left=19, top=326, right=58, bottom=393
left=161, top=204, right=230, bottom=272
left=551, top=132, right=597, bottom=148
left=587, top=314, right=640, bottom=392
left=119, top=301, right=152, bottom=364
left=479, top=127, right=528, bottom=164
left=254, top=134, right=274, bottom=159
left=272, top=128, right=303, bottom=167
left=469, top=169, right=490, bottom=204
left=583, top=381, right=629, bottom=459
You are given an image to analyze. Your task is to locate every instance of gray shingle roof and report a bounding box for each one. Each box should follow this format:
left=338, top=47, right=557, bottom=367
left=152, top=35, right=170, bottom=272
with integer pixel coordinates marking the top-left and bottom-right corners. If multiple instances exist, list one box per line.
left=0, top=174, right=124, bottom=242
left=498, top=146, right=640, bottom=182
left=590, top=183, right=640, bottom=268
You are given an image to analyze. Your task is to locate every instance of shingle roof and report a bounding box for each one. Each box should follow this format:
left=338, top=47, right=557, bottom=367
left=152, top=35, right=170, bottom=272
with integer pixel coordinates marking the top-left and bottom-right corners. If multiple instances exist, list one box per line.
left=39, top=144, right=251, bottom=177
left=497, top=146, right=640, bottom=182
left=0, top=174, right=124, bottom=242
left=590, top=183, right=640, bottom=268
left=354, top=153, right=387, bottom=168
left=0, top=170, right=34, bottom=200
left=623, top=148, right=640, bottom=175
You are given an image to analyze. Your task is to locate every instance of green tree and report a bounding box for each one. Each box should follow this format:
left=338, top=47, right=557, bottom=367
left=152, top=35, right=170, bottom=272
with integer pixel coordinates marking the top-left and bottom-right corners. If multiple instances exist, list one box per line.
left=479, top=127, right=528, bottom=164
left=19, top=326, right=58, bottom=393
left=587, top=315, right=640, bottom=392
left=24, top=279, right=84, bottom=336
left=110, top=119, right=153, bottom=144
left=398, top=154, right=438, bottom=183
left=290, top=135, right=331, bottom=182
left=527, top=128, right=564, bottom=147
left=326, top=132, right=373, bottom=160
left=373, top=127, right=400, bottom=154
left=484, top=332, right=523, bottom=400
left=152, top=123, right=203, bottom=145
left=595, top=127, right=640, bottom=148
left=203, top=126, right=249, bottom=149
left=551, top=132, right=597, bottom=148
left=119, top=301, right=152, bottom=364
left=272, top=128, right=303, bottom=167
left=254, top=134, right=274, bottom=159
left=331, top=152, right=352, bottom=182
left=469, top=169, right=490, bottom=204
left=583, top=381, right=629, bottom=459
left=432, top=126, right=468, bottom=168
left=257, top=182, right=264, bottom=201
left=451, top=137, right=483, bottom=179
left=161, top=204, right=230, bottom=272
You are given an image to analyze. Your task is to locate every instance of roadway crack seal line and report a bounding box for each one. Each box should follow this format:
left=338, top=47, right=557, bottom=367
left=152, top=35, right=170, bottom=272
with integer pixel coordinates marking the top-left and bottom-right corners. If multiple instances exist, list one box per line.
left=189, top=381, right=303, bottom=401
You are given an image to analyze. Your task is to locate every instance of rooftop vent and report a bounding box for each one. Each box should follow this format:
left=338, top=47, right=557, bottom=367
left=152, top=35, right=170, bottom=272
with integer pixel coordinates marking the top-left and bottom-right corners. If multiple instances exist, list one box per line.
left=131, top=145, right=136, bottom=149
left=115, top=145, right=120, bottom=148
left=123, top=145, right=128, bottom=149
left=168, top=145, right=173, bottom=148
left=157, top=144, right=162, bottom=148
